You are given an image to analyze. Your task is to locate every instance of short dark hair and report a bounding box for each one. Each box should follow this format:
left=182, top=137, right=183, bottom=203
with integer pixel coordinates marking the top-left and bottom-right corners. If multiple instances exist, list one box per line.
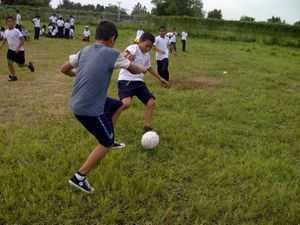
left=140, top=32, right=155, bottom=44
left=16, top=10, right=19, bottom=13
left=159, top=25, right=166, bottom=31
left=6, top=16, right=14, bottom=22
left=95, top=20, right=118, bottom=41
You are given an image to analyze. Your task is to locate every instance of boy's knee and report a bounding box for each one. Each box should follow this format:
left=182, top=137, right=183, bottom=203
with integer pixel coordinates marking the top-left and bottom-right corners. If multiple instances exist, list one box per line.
left=147, top=98, right=155, bottom=108
left=122, top=100, right=131, bottom=110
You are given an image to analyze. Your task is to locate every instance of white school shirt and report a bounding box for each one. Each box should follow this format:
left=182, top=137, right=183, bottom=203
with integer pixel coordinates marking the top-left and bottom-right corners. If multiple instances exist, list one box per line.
left=136, top=29, right=144, bottom=39
left=83, top=30, right=90, bottom=37
left=70, top=18, right=75, bottom=26
left=170, top=32, right=177, bottom=43
left=118, top=44, right=151, bottom=82
left=154, top=36, right=170, bottom=61
left=181, top=31, right=188, bottom=41
left=49, top=16, right=57, bottom=24
left=16, top=13, right=22, bottom=25
left=4, top=28, right=24, bottom=51
left=52, top=27, right=58, bottom=36
left=64, top=22, right=71, bottom=29
left=40, top=28, right=45, bottom=35
left=32, top=18, right=40, bottom=27
left=57, top=19, right=64, bottom=27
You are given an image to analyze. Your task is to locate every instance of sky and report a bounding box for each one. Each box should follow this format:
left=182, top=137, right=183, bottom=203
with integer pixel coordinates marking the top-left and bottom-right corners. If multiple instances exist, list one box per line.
left=50, top=0, right=300, bottom=24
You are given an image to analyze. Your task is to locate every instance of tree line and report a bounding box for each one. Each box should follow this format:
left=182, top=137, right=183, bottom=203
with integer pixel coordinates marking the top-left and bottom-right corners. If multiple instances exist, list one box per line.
left=0, top=0, right=299, bottom=25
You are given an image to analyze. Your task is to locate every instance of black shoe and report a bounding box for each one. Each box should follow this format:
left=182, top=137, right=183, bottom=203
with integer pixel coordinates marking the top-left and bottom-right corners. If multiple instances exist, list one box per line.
left=28, top=62, right=35, bottom=72
left=68, top=175, right=94, bottom=194
left=8, top=75, right=18, bottom=81
left=143, top=126, right=153, bottom=134
left=112, top=142, right=126, bottom=149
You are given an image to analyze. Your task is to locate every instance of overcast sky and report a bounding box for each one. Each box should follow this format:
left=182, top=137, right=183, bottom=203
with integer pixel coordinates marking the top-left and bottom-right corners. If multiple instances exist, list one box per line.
left=50, top=0, right=300, bottom=24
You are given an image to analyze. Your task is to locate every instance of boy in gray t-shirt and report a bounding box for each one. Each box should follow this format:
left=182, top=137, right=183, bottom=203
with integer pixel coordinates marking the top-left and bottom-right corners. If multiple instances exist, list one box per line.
left=61, top=20, right=147, bottom=194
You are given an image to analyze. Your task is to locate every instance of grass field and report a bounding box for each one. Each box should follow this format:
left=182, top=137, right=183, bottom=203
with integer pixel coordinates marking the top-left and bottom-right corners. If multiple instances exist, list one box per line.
left=0, top=24, right=300, bottom=224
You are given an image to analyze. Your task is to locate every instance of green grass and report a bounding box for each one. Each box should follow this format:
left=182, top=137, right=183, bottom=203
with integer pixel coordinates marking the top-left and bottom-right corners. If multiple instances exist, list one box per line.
left=0, top=24, right=300, bottom=224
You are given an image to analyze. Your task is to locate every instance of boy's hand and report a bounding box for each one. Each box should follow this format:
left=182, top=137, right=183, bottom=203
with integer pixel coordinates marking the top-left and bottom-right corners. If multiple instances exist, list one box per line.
left=141, top=66, right=148, bottom=74
left=123, top=51, right=135, bottom=61
left=160, top=78, right=170, bottom=88
left=16, top=47, right=20, bottom=54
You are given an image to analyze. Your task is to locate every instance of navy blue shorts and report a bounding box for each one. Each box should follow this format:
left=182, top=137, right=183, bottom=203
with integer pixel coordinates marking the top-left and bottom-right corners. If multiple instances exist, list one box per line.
left=75, top=98, right=123, bottom=148
left=118, top=80, right=155, bottom=105
left=7, top=49, right=25, bottom=65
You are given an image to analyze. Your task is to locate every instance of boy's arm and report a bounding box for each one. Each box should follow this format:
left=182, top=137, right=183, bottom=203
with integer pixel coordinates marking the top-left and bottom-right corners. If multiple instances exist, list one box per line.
left=16, top=37, right=25, bottom=53
left=153, top=46, right=165, bottom=54
left=114, top=53, right=147, bottom=74
left=0, top=38, right=7, bottom=49
left=147, top=67, right=170, bottom=88
left=61, top=62, right=76, bottom=77
left=61, top=52, right=80, bottom=77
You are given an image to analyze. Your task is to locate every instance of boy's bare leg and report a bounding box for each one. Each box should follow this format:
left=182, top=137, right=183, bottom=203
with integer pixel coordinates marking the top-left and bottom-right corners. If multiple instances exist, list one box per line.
left=79, top=144, right=111, bottom=175
left=8, top=61, right=16, bottom=76
left=144, top=98, right=155, bottom=127
left=111, top=97, right=131, bottom=126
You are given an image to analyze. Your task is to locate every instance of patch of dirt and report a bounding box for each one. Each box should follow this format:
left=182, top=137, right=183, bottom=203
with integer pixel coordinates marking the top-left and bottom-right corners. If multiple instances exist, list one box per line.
left=171, top=76, right=223, bottom=90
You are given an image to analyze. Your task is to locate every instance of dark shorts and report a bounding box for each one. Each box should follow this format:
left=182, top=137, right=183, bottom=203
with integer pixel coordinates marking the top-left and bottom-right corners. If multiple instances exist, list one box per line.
left=75, top=98, right=123, bottom=148
left=118, top=80, right=155, bottom=105
left=7, top=49, right=25, bottom=65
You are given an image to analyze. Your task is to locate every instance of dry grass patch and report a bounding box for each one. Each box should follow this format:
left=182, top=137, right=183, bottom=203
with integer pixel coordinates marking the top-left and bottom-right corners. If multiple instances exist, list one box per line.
left=171, top=76, right=223, bottom=90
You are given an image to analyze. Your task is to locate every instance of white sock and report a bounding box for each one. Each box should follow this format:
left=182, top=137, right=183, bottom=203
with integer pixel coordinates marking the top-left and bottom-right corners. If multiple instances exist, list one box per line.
left=75, top=173, right=85, bottom=181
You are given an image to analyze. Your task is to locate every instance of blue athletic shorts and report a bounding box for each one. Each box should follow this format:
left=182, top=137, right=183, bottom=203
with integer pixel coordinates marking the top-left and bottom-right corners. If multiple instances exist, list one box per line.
left=75, top=97, right=123, bottom=148
left=118, top=80, right=155, bottom=105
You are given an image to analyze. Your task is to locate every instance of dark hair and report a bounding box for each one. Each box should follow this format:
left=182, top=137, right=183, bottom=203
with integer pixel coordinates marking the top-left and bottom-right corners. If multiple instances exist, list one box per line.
left=140, top=32, right=155, bottom=43
left=16, top=10, right=19, bottom=13
left=95, top=20, right=118, bottom=41
left=159, top=25, right=166, bottom=31
left=6, top=16, right=15, bottom=22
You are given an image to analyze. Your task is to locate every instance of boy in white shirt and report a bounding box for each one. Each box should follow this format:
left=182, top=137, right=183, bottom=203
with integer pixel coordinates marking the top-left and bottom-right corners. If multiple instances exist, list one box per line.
left=0, top=16, right=34, bottom=81
left=169, top=27, right=177, bottom=54
left=82, top=26, right=90, bottom=42
left=15, top=10, right=22, bottom=28
left=32, top=15, right=40, bottom=40
left=64, top=19, right=71, bottom=39
left=118, top=32, right=169, bottom=133
left=181, top=29, right=188, bottom=52
left=134, top=25, right=144, bottom=43
left=153, top=25, right=174, bottom=82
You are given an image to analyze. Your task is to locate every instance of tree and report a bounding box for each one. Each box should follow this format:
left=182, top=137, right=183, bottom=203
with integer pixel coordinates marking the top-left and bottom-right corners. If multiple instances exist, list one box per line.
left=151, top=0, right=204, bottom=17
left=240, top=16, right=255, bottom=22
left=267, top=16, right=285, bottom=24
left=0, top=0, right=51, bottom=6
left=131, top=2, right=148, bottom=15
left=294, top=21, right=300, bottom=26
left=207, top=9, right=222, bottom=19
left=104, top=4, right=127, bottom=15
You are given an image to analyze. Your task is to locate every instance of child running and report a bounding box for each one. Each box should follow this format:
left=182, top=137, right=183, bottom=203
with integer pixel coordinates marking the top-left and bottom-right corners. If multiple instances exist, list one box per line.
left=0, top=16, right=34, bottom=81
left=154, top=25, right=175, bottom=82
left=118, top=32, right=170, bottom=134
left=61, top=20, right=147, bottom=194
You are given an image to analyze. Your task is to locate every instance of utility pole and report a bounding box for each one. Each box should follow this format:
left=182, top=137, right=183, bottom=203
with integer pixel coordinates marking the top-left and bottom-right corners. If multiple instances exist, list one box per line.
left=117, top=1, right=121, bottom=23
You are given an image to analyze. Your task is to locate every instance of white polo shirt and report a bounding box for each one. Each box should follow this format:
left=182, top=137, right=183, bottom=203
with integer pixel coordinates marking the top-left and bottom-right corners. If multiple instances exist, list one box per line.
left=4, top=28, right=24, bottom=51
left=118, top=44, right=151, bottom=81
left=154, top=36, right=170, bottom=61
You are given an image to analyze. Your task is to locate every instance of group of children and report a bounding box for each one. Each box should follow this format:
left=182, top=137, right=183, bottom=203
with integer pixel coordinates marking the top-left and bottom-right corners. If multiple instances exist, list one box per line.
left=0, top=14, right=187, bottom=194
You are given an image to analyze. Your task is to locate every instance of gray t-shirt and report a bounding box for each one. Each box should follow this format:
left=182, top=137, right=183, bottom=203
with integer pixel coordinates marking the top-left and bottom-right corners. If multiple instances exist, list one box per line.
left=70, top=44, right=130, bottom=116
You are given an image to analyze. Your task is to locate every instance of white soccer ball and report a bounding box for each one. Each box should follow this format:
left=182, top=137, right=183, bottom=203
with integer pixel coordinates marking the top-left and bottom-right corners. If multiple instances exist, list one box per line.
left=141, top=131, right=159, bottom=149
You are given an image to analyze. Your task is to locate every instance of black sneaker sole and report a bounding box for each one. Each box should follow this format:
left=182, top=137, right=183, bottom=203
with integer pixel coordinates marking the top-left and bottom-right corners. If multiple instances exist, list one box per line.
left=68, top=180, right=94, bottom=194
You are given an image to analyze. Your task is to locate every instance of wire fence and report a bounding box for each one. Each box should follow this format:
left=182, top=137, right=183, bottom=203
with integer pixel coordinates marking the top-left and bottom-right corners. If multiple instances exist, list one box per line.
left=0, top=4, right=158, bottom=26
